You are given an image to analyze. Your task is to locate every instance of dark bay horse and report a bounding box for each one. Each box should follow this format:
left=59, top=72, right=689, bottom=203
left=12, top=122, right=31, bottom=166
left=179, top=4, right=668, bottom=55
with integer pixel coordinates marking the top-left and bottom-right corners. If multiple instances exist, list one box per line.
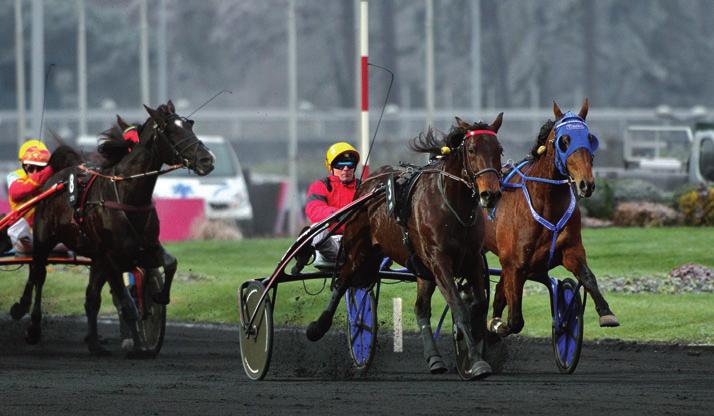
left=306, top=114, right=504, bottom=379
left=11, top=101, right=214, bottom=355
left=485, top=99, right=619, bottom=335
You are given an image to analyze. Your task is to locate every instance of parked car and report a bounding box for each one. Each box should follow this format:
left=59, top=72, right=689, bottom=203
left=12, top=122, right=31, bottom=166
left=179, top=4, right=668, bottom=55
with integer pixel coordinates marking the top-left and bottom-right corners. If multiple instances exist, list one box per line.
left=76, top=134, right=254, bottom=232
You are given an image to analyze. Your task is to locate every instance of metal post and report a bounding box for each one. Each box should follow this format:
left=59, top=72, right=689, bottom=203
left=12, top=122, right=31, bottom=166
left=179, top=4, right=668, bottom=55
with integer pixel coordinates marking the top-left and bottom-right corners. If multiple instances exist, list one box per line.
left=470, top=0, right=481, bottom=111
left=360, top=0, right=369, bottom=172
left=77, top=0, right=87, bottom=136
left=31, top=0, right=44, bottom=139
left=425, top=0, right=434, bottom=129
left=139, top=0, right=150, bottom=105
left=15, top=0, right=26, bottom=146
left=157, top=0, right=168, bottom=102
left=287, top=0, right=299, bottom=235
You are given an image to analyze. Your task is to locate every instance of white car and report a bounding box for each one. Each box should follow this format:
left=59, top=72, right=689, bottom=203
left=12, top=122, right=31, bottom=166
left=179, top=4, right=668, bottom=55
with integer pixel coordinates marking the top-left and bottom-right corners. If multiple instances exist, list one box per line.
left=76, top=134, right=253, bottom=230
left=153, top=135, right=253, bottom=228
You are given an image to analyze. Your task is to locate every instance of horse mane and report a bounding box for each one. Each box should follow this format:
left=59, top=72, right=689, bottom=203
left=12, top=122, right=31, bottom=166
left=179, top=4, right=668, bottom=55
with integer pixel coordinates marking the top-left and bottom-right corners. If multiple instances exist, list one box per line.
left=96, top=121, right=148, bottom=167
left=47, top=130, right=84, bottom=171
left=529, top=119, right=555, bottom=159
left=409, top=121, right=491, bottom=156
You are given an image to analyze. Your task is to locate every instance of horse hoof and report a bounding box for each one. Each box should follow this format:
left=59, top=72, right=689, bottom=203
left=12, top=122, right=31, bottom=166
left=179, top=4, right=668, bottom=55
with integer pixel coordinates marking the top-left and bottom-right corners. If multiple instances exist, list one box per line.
left=467, top=360, right=492, bottom=380
left=10, top=303, right=28, bottom=320
left=306, top=321, right=325, bottom=342
left=121, top=338, right=135, bottom=351
left=151, top=292, right=170, bottom=305
left=25, top=326, right=41, bottom=345
left=599, top=314, right=620, bottom=327
left=487, top=318, right=509, bottom=336
left=427, top=355, right=448, bottom=374
left=306, top=313, right=333, bottom=342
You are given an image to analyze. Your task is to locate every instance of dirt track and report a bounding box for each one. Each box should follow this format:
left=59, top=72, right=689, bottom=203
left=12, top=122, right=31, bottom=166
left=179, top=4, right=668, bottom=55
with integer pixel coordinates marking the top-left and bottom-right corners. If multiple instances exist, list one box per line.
left=1, top=314, right=712, bottom=416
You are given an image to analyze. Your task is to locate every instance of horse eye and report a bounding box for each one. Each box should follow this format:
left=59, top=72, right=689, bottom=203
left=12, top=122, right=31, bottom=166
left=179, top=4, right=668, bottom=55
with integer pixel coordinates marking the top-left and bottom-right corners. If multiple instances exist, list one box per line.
left=558, top=136, right=569, bottom=152
left=468, top=148, right=476, bottom=154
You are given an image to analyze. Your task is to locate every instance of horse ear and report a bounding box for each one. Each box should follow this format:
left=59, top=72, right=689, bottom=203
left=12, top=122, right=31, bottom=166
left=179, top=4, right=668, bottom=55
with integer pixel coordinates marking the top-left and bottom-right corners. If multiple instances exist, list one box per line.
left=116, top=115, right=130, bottom=130
left=490, top=112, right=504, bottom=133
left=552, top=100, right=564, bottom=119
left=167, top=100, right=175, bottom=113
left=578, top=97, right=589, bottom=119
left=144, top=104, right=160, bottom=120
left=454, top=116, right=470, bottom=129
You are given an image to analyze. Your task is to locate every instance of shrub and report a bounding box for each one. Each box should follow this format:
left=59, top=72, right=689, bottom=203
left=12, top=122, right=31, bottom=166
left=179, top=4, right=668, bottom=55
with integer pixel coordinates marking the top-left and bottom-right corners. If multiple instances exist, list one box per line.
left=677, top=186, right=714, bottom=225
left=613, top=201, right=683, bottom=227
left=580, top=178, right=615, bottom=219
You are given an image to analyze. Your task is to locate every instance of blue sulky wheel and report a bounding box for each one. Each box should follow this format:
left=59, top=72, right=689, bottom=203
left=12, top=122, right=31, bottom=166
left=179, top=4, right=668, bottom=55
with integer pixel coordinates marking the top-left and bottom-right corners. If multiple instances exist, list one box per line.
left=344, top=287, right=378, bottom=370
left=551, top=278, right=584, bottom=374
left=238, top=280, right=274, bottom=381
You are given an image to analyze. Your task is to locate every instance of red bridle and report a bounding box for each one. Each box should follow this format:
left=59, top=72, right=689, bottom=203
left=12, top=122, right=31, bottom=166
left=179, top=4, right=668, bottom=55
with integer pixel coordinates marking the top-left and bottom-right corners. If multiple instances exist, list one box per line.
left=464, top=129, right=497, bottom=139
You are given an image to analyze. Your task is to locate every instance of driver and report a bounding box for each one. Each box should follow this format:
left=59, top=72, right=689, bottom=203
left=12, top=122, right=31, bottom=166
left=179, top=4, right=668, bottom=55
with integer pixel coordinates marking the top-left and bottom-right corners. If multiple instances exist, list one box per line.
left=5, top=140, right=54, bottom=254
left=303, top=141, right=361, bottom=267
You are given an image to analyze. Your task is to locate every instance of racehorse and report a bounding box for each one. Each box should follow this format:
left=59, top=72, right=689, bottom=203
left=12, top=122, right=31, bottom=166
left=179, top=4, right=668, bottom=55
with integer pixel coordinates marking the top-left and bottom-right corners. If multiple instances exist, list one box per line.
left=306, top=114, right=504, bottom=379
left=484, top=99, right=619, bottom=335
left=10, top=101, right=214, bottom=355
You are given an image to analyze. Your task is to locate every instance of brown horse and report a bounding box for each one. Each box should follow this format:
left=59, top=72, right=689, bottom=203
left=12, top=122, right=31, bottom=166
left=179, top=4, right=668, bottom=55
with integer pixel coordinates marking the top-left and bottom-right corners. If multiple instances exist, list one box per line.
left=306, top=114, right=504, bottom=379
left=485, top=99, right=619, bottom=335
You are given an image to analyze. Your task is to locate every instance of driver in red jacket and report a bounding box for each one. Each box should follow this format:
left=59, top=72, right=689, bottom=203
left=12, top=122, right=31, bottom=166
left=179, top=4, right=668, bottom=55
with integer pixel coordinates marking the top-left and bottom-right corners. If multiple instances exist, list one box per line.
left=304, top=141, right=360, bottom=266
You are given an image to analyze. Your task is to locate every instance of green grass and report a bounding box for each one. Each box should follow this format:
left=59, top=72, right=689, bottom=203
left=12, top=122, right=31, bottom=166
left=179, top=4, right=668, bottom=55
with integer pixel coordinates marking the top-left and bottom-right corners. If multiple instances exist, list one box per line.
left=0, top=227, right=712, bottom=344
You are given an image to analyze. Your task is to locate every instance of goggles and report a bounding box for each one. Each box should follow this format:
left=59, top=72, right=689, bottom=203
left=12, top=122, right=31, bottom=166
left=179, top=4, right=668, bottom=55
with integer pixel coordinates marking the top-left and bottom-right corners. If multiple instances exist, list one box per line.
left=24, top=164, right=43, bottom=173
left=332, top=160, right=356, bottom=170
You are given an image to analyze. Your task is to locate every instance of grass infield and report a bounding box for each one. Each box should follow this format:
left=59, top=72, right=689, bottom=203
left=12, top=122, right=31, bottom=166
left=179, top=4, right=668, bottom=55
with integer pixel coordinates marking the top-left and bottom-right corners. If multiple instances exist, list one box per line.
left=0, top=227, right=711, bottom=344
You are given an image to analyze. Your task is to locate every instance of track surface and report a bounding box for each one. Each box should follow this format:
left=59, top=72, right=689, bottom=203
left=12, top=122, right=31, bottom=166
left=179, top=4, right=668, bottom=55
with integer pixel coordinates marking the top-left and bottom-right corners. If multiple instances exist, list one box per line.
left=1, top=315, right=712, bottom=415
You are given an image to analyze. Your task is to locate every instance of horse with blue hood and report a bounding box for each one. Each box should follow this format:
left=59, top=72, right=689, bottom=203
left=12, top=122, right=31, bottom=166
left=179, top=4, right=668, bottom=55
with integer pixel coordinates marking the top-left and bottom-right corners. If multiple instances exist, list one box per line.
left=482, top=99, right=619, bottom=336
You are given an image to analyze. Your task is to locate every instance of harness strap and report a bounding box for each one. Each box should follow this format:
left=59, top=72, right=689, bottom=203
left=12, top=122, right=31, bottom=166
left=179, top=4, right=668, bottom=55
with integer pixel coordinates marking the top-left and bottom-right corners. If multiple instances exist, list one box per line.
left=500, top=161, right=577, bottom=268
left=102, top=200, right=155, bottom=212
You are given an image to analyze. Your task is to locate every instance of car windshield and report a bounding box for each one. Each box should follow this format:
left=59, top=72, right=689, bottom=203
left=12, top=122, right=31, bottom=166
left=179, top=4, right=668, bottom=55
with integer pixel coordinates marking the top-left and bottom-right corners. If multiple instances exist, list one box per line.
left=168, top=141, right=238, bottom=177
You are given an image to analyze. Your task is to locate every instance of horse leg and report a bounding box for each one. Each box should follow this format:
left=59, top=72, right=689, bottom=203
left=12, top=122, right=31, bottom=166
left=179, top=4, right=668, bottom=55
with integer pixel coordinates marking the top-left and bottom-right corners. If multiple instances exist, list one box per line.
left=415, top=278, right=447, bottom=374
left=25, top=243, right=52, bottom=345
left=151, top=247, right=176, bottom=305
left=306, top=232, right=381, bottom=342
left=561, top=250, right=619, bottom=327
left=498, top=264, right=526, bottom=335
left=102, top=261, right=145, bottom=356
left=488, top=278, right=508, bottom=335
left=84, top=265, right=111, bottom=356
left=10, top=276, right=34, bottom=320
left=431, top=261, right=491, bottom=379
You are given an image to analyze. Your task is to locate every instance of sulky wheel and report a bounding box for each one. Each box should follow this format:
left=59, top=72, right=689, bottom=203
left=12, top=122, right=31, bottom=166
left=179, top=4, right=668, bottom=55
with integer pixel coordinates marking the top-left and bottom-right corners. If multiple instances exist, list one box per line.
left=238, top=280, right=274, bottom=381
left=114, top=268, right=166, bottom=357
left=136, top=269, right=166, bottom=355
left=344, top=287, right=378, bottom=370
left=551, top=278, right=584, bottom=374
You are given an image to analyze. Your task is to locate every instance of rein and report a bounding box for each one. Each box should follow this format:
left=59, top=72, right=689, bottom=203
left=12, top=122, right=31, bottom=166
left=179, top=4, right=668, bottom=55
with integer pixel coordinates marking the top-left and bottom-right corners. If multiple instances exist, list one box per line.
left=77, top=163, right=183, bottom=182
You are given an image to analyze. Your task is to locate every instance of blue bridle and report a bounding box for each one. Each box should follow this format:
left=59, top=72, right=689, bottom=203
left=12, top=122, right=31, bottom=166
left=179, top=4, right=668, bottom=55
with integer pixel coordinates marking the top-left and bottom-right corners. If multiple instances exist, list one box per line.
left=553, top=112, right=599, bottom=177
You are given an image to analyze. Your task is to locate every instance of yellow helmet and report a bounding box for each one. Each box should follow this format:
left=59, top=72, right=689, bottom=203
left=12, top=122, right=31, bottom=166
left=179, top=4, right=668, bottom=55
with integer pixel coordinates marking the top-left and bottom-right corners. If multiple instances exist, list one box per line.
left=18, top=139, right=50, bottom=166
left=324, top=142, right=360, bottom=171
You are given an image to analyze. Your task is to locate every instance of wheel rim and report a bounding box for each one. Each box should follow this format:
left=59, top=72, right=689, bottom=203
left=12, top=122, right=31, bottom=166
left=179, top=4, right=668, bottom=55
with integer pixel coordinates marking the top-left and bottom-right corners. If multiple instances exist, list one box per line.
left=239, top=282, right=273, bottom=380
left=136, top=272, right=165, bottom=352
left=553, top=279, right=583, bottom=372
left=345, top=288, right=376, bottom=369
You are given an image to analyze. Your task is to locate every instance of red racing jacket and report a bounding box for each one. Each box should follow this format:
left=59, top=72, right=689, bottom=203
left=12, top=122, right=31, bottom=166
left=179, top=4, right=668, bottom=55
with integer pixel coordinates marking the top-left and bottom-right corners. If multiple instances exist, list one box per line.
left=304, top=176, right=360, bottom=230
left=7, top=166, right=55, bottom=225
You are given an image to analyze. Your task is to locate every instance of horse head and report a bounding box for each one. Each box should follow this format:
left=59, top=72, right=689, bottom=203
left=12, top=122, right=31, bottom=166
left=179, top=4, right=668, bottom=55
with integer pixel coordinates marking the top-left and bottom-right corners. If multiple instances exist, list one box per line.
left=550, top=99, right=598, bottom=198
left=453, top=113, right=504, bottom=208
left=142, top=100, right=215, bottom=176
